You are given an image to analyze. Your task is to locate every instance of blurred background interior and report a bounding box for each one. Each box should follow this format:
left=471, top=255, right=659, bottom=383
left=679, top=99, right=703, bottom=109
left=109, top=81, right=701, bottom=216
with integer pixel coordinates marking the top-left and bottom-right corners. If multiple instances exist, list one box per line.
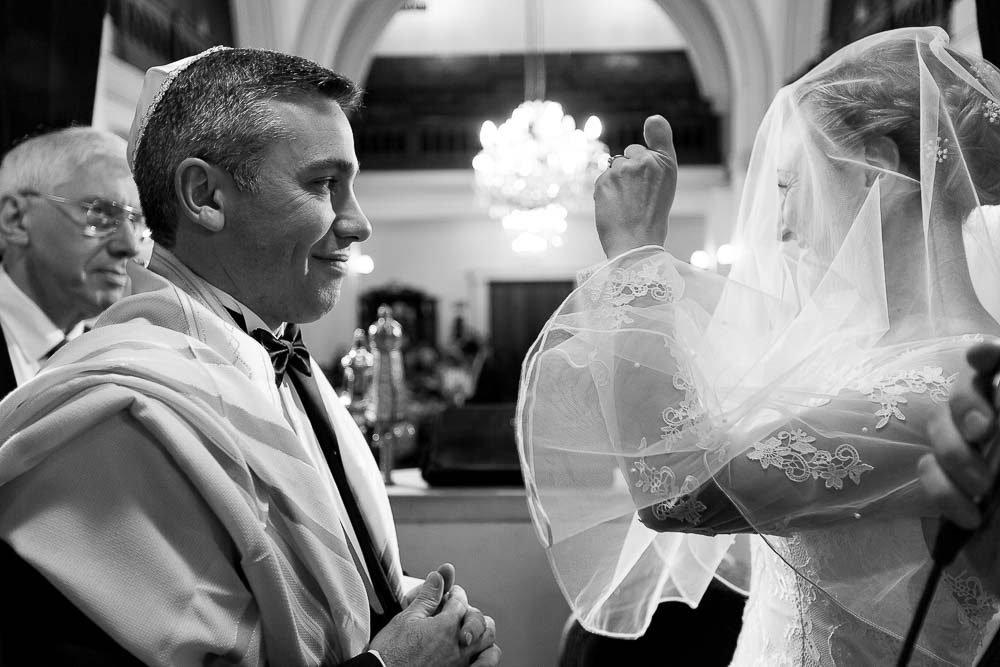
left=1, top=1, right=996, bottom=663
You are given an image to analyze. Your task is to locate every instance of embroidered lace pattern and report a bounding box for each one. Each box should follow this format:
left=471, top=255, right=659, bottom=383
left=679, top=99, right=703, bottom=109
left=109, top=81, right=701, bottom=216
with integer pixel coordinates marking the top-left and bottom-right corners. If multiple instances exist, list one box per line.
left=660, top=357, right=713, bottom=450
left=784, top=567, right=822, bottom=665
left=944, top=571, right=1000, bottom=634
left=855, top=366, right=956, bottom=429
left=747, top=429, right=874, bottom=489
left=586, top=260, right=681, bottom=328
left=751, top=536, right=823, bottom=666
left=631, top=455, right=706, bottom=525
left=829, top=617, right=938, bottom=666
left=779, top=525, right=987, bottom=665
left=769, top=534, right=924, bottom=666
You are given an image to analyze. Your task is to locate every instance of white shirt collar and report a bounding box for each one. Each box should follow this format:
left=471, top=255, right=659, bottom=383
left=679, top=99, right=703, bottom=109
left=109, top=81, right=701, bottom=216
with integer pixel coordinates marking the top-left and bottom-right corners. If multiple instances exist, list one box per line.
left=200, top=276, right=284, bottom=337
left=0, top=267, right=82, bottom=363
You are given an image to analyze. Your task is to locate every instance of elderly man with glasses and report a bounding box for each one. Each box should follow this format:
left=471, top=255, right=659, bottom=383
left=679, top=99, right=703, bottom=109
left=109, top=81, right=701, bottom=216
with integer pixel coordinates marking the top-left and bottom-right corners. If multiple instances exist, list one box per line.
left=0, top=126, right=148, bottom=397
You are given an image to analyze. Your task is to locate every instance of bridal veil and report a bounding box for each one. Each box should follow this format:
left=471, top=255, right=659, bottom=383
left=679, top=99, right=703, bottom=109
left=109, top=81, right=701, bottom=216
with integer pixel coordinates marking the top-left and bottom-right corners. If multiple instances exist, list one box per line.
left=517, top=26, right=1000, bottom=662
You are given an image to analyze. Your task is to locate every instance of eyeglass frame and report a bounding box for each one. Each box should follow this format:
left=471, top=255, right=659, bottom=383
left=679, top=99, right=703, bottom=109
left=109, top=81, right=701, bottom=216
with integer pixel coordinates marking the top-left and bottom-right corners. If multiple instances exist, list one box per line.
left=17, top=191, right=152, bottom=242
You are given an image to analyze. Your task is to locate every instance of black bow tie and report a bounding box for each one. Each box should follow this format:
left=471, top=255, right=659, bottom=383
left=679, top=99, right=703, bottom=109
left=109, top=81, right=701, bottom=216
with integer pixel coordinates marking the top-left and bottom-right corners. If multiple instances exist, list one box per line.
left=250, top=325, right=312, bottom=386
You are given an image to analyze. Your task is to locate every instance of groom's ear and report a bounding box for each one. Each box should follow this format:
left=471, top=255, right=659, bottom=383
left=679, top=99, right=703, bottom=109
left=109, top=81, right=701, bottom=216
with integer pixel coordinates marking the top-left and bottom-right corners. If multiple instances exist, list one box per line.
left=175, top=157, right=228, bottom=232
left=863, top=136, right=902, bottom=188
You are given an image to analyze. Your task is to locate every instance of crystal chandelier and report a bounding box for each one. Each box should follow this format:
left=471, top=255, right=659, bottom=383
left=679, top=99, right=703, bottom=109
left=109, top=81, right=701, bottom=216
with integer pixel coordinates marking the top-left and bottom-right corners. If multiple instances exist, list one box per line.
left=473, top=102, right=609, bottom=253
left=471, top=0, right=609, bottom=254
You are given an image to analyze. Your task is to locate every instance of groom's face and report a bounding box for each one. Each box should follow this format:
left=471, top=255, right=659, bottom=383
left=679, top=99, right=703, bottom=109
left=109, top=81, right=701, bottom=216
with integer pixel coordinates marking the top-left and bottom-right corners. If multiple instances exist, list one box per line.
left=220, top=96, right=372, bottom=326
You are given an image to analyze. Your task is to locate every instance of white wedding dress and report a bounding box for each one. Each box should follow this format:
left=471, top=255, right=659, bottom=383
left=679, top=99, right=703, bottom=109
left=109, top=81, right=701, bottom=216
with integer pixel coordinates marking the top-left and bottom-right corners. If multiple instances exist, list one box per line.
left=734, top=534, right=995, bottom=665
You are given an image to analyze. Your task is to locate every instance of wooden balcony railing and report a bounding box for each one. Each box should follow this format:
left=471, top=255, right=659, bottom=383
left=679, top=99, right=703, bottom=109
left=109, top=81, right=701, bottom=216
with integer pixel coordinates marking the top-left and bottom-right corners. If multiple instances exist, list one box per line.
left=352, top=111, right=721, bottom=170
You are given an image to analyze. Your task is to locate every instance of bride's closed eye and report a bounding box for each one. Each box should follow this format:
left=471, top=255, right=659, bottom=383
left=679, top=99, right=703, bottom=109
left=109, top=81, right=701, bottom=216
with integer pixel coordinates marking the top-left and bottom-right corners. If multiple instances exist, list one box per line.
left=776, top=169, right=798, bottom=191
left=776, top=169, right=799, bottom=242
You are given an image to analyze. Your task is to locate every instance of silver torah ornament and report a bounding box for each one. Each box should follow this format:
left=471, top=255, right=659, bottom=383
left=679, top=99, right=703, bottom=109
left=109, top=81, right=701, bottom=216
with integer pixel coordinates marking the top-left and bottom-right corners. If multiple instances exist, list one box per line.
left=364, top=304, right=407, bottom=484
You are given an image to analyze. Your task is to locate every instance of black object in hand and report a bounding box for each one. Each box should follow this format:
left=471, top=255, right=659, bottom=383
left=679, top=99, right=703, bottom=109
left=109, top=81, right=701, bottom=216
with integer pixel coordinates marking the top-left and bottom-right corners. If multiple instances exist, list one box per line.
left=897, top=373, right=1000, bottom=667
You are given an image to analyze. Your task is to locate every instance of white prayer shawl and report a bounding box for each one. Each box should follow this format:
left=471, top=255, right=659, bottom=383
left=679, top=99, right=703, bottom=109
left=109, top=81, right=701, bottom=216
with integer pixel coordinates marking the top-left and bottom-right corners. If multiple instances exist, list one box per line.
left=0, top=247, right=403, bottom=665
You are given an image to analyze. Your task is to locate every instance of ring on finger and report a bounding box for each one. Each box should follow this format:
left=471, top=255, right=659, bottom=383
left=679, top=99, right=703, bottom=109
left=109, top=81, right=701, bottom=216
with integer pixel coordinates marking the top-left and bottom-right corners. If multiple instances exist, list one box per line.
left=608, top=154, right=625, bottom=168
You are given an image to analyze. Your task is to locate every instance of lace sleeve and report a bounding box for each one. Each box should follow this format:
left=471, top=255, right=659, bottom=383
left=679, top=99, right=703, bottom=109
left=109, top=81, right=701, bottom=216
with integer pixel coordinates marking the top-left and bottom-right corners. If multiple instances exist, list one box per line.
left=524, top=247, right=956, bottom=536
left=632, top=364, right=956, bottom=535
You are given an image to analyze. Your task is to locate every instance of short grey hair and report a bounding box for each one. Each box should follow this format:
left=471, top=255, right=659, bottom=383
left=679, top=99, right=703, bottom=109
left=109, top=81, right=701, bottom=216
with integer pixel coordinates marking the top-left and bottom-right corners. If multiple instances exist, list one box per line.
left=0, top=127, right=129, bottom=198
left=131, top=48, right=363, bottom=248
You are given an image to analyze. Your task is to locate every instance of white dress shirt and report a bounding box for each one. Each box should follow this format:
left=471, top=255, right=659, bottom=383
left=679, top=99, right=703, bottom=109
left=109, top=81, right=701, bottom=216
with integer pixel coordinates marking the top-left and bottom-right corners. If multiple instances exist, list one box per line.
left=0, top=267, right=84, bottom=386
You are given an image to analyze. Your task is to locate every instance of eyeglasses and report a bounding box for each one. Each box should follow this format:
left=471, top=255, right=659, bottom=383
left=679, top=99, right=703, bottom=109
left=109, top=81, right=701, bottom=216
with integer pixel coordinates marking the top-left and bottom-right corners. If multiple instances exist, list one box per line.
left=20, top=191, right=152, bottom=242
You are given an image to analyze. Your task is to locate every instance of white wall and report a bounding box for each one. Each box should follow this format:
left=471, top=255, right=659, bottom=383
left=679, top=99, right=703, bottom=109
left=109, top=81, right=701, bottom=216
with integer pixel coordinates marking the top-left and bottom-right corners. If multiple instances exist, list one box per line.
left=91, top=17, right=144, bottom=140
left=372, top=0, right=687, bottom=55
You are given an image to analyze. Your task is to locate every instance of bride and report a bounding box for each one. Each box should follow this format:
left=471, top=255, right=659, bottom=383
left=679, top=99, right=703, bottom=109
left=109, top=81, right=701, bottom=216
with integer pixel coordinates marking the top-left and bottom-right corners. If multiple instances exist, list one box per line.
left=517, top=27, right=1000, bottom=665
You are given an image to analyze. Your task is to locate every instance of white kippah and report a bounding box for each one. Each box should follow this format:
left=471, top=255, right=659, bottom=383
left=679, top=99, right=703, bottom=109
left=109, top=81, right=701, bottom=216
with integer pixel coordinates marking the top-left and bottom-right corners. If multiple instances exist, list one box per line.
left=126, top=45, right=231, bottom=172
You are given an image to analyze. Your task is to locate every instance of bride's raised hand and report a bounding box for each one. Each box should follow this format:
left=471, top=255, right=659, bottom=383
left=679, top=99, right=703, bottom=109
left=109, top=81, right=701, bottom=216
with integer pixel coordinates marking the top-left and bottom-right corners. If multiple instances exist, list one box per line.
left=594, top=114, right=678, bottom=259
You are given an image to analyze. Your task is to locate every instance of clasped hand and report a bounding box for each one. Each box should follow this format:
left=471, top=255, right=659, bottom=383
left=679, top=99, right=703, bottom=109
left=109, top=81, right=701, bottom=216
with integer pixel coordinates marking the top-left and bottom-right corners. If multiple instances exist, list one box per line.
left=595, top=114, right=678, bottom=259
left=368, top=563, right=500, bottom=666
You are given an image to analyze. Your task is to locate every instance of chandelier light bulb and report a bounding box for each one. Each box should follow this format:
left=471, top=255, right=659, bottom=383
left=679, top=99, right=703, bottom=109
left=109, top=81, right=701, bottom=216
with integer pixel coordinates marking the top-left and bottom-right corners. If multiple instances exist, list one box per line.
left=348, top=253, right=375, bottom=275
left=479, top=120, right=498, bottom=148
left=690, top=250, right=713, bottom=269
left=473, top=100, right=609, bottom=254
left=583, top=115, right=602, bottom=140
left=471, top=153, right=493, bottom=174
left=536, top=103, right=564, bottom=139
left=716, top=243, right=739, bottom=265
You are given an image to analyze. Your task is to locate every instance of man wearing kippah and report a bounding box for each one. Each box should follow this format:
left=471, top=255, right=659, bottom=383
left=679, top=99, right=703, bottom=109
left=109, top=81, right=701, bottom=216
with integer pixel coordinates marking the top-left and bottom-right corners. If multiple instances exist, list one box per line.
left=0, top=48, right=500, bottom=667
left=0, top=127, right=146, bottom=398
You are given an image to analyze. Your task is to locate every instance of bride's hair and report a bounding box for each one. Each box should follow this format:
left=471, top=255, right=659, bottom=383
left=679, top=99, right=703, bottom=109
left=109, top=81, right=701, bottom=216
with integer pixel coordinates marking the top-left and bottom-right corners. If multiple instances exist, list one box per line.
left=797, top=39, right=1000, bottom=212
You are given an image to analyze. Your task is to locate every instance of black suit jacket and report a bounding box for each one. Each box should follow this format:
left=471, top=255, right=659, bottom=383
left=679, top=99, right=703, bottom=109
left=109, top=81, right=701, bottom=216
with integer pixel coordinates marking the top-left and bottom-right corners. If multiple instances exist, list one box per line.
left=0, top=325, right=17, bottom=399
